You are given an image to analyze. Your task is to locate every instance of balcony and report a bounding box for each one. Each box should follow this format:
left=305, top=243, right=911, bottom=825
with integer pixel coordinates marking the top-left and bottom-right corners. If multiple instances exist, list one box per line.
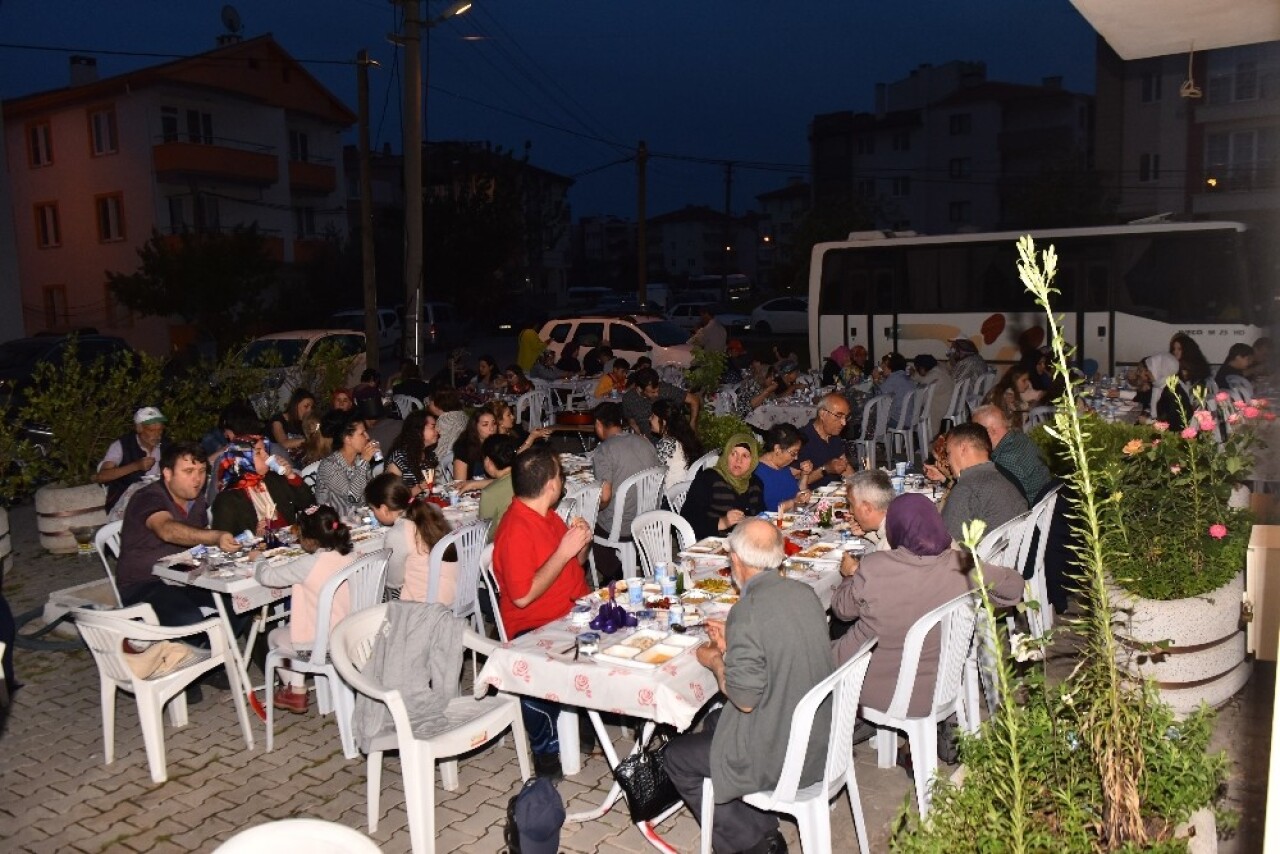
left=288, top=159, right=337, bottom=194
left=152, top=138, right=278, bottom=187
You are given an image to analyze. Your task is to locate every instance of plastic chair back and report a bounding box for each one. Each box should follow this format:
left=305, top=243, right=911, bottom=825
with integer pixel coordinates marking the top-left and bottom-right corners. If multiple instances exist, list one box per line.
left=630, top=510, right=696, bottom=578
left=941, top=377, right=972, bottom=431
left=572, top=484, right=603, bottom=533
left=309, top=548, right=392, bottom=670
left=300, top=461, right=321, bottom=489
left=882, top=589, right=981, bottom=721
left=428, top=520, right=491, bottom=625
left=600, top=466, right=665, bottom=542
left=94, top=520, right=125, bottom=607
left=393, top=395, right=424, bottom=420
left=853, top=395, right=891, bottom=469
left=479, top=545, right=507, bottom=642
left=1023, top=405, right=1056, bottom=431
left=687, top=451, right=719, bottom=479
left=663, top=478, right=694, bottom=514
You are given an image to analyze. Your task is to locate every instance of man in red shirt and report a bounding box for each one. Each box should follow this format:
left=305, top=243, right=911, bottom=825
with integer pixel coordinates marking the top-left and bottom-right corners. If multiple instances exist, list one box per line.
left=493, top=446, right=592, bottom=778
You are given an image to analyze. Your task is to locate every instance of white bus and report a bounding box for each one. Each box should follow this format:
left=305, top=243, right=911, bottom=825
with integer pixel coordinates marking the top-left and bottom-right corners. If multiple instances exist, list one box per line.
left=808, top=221, right=1266, bottom=376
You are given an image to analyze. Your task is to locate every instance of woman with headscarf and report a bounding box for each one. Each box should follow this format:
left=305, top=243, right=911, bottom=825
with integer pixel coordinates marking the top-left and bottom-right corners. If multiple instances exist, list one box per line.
left=211, top=436, right=314, bottom=537
left=516, top=322, right=547, bottom=373
left=679, top=433, right=766, bottom=539
left=830, top=493, right=1023, bottom=717
left=822, top=345, right=853, bottom=387
left=1134, top=352, right=1190, bottom=428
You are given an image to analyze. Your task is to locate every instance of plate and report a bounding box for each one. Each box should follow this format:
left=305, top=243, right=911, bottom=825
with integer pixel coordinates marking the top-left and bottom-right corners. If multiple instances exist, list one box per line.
left=595, top=630, right=700, bottom=669
left=694, top=578, right=732, bottom=594
left=793, top=543, right=839, bottom=561
left=683, top=538, right=727, bottom=555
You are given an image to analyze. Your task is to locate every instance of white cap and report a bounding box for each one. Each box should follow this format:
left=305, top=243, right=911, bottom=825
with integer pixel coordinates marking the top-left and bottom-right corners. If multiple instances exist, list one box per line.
left=134, top=406, right=167, bottom=425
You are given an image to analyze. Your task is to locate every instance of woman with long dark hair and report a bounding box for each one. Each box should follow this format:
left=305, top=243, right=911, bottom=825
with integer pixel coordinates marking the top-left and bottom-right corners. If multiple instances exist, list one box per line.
left=364, top=474, right=458, bottom=603
left=385, top=409, right=441, bottom=495
left=269, top=388, right=315, bottom=462
left=452, top=408, right=499, bottom=486
left=650, top=398, right=702, bottom=489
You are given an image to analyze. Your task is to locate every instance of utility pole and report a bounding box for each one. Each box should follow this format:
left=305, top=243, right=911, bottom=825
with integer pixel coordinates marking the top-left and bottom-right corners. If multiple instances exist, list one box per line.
left=636, top=140, right=647, bottom=305
left=722, top=161, right=734, bottom=296
left=400, top=0, right=424, bottom=365
left=357, top=49, right=379, bottom=373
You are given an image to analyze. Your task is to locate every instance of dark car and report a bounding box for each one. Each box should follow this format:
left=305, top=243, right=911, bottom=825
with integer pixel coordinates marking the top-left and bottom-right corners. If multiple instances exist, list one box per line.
left=0, top=334, right=135, bottom=416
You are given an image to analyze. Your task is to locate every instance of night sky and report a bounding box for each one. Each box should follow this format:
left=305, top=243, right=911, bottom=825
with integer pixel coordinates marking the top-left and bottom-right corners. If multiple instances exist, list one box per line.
left=0, top=0, right=1098, bottom=219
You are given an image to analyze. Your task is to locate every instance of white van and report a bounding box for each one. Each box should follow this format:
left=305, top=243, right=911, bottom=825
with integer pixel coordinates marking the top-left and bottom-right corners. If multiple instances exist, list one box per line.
left=538, top=315, right=695, bottom=368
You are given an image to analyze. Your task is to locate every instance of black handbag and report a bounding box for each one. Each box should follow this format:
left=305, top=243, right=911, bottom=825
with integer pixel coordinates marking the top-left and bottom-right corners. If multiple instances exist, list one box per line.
left=612, top=736, right=682, bottom=823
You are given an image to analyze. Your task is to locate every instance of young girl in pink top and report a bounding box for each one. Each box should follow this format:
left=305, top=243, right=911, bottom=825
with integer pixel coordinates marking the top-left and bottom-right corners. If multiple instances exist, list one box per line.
left=255, top=504, right=356, bottom=714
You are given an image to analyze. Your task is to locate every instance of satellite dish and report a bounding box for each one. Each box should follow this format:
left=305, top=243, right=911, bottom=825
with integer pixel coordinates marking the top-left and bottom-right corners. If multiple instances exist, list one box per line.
left=221, top=4, right=243, bottom=34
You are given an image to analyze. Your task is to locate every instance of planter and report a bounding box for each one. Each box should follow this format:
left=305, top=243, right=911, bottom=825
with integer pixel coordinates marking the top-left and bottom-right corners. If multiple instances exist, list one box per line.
left=0, top=506, right=10, bottom=579
left=34, top=482, right=107, bottom=554
left=1111, top=570, right=1251, bottom=716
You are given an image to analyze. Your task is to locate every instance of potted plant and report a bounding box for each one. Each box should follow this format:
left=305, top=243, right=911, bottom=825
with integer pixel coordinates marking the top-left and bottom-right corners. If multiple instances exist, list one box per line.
left=893, top=237, right=1231, bottom=851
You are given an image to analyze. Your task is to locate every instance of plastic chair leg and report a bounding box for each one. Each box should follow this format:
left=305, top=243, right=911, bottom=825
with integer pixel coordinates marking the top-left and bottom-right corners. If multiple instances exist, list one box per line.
left=167, top=685, right=189, bottom=728
left=136, top=693, right=170, bottom=783
left=402, top=745, right=437, bottom=854
left=333, top=680, right=359, bottom=760
left=100, top=679, right=117, bottom=765
left=314, top=673, right=334, bottom=715
left=845, top=768, right=871, bottom=854
left=510, top=707, right=533, bottom=781
left=440, top=759, right=459, bottom=791
left=796, top=798, right=831, bottom=854
left=699, top=778, right=715, bottom=854
left=906, top=720, right=937, bottom=816
left=875, top=728, right=897, bottom=768
left=264, top=649, right=283, bottom=753
left=367, top=751, right=383, bottom=832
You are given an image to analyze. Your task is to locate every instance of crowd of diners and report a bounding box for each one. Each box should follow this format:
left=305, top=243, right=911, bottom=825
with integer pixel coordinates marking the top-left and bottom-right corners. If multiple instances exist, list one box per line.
left=81, top=315, right=1270, bottom=850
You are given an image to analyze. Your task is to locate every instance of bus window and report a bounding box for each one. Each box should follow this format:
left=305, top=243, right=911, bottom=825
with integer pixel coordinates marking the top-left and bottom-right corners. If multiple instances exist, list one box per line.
left=937, top=247, right=970, bottom=311
left=903, top=249, right=940, bottom=311
left=817, top=249, right=872, bottom=314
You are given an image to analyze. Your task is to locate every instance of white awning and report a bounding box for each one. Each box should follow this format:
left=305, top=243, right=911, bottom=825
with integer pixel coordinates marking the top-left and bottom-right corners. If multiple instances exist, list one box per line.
left=1070, top=0, right=1280, bottom=59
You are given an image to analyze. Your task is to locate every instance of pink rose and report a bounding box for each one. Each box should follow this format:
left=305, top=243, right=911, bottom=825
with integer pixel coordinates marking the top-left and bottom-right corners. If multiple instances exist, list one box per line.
left=1215, top=391, right=1230, bottom=402
left=1228, top=413, right=1241, bottom=425
left=1169, top=464, right=1182, bottom=474
left=637, top=687, right=655, bottom=707
left=1209, top=524, right=1228, bottom=540
left=1266, top=413, right=1277, bottom=422
left=1234, top=400, right=1247, bottom=410
left=1244, top=406, right=1260, bottom=419
left=1152, top=421, right=1169, bottom=433
left=1197, top=417, right=1216, bottom=433
left=574, top=674, right=592, bottom=697
left=1193, top=409, right=1213, bottom=421
left=1180, top=426, right=1198, bottom=439
left=1250, top=398, right=1265, bottom=407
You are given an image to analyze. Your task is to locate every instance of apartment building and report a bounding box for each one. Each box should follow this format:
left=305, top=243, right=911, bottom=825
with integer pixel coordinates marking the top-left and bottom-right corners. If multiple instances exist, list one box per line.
left=2, top=36, right=354, bottom=354
left=646, top=204, right=761, bottom=283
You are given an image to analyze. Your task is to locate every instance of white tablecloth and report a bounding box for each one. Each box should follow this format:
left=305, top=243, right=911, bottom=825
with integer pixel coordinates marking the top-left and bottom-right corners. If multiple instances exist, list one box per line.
left=746, top=402, right=816, bottom=430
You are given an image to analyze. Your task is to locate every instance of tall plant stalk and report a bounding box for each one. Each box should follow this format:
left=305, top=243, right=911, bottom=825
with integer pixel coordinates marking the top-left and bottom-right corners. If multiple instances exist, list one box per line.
left=1016, top=236, right=1146, bottom=846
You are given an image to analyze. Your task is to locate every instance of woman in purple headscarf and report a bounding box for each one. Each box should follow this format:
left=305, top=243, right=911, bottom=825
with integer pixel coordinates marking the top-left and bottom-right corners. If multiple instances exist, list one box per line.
left=830, top=493, right=1023, bottom=717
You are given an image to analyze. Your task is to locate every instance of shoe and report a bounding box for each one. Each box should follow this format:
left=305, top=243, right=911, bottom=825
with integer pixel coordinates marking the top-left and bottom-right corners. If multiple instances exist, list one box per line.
left=852, top=720, right=876, bottom=745
left=743, top=830, right=788, bottom=854
left=533, top=753, right=564, bottom=782
left=184, top=684, right=204, bottom=705
left=273, top=687, right=308, bottom=714
left=203, top=668, right=231, bottom=691
left=579, top=717, right=600, bottom=755
left=897, top=749, right=915, bottom=781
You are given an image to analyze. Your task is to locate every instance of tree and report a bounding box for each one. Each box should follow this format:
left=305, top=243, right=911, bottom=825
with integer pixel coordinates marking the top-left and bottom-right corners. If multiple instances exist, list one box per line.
left=769, top=200, right=874, bottom=293
left=1001, top=152, right=1118, bottom=229
left=107, top=226, right=278, bottom=353
left=423, top=173, right=523, bottom=314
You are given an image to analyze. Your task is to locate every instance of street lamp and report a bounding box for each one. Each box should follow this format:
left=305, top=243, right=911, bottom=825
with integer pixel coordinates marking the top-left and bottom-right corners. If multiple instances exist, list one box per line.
left=400, top=0, right=472, bottom=365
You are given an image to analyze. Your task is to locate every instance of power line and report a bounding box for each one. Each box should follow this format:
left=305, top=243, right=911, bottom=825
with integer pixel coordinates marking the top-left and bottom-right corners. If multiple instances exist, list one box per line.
left=0, top=40, right=357, bottom=66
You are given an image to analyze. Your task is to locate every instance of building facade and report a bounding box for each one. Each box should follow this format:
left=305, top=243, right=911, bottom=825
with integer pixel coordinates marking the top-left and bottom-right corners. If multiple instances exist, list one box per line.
left=645, top=204, right=760, bottom=284
left=3, top=36, right=354, bottom=354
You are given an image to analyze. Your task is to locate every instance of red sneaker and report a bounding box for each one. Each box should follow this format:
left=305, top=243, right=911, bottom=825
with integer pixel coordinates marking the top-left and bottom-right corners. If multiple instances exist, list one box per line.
left=273, top=687, right=309, bottom=714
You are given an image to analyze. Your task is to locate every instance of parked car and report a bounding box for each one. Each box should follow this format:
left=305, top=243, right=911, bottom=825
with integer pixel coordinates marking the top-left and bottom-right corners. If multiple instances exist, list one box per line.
left=594, top=294, right=664, bottom=316
left=329, top=309, right=402, bottom=355
left=667, top=302, right=752, bottom=333
left=420, top=301, right=468, bottom=350
left=239, top=330, right=367, bottom=415
left=750, top=296, right=809, bottom=335
left=0, top=333, right=135, bottom=416
left=538, top=315, right=695, bottom=368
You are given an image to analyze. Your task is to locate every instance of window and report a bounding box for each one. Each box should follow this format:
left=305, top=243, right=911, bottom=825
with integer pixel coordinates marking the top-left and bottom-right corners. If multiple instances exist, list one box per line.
left=892, top=131, right=911, bottom=152
left=1138, top=153, right=1161, bottom=183
left=607, top=323, right=646, bottom=352
left=948, top=113, right=971, bottom=135
left=104, top=283, right=132, bottom=328
left=185, top=110, right=213, bottom=144
left=294, top=206, right=316, bottom=238
left=548, top=323, right=571, bottom=343
left=1140, top=72, right=1162, bottom=103
left=891, top=176, right=911, bottom=197
left=948, top=201, right=971, bottom=223
left=855, top=135, right=875, bottom=155
left=27, top=122, right=53, bottom=167
left=1204, top=129, right=1273, bottom=189
left=855, top=178, right=876, bottom=198
left=161, top=107, right=180, bottom=142
left=1235, top=62, right=1258, bottom=101
left=88, top=107, right=118, bottom=156
left=96, top=193, right=126, bottom=242
left=949, top=158, right=971, bottom=179
left=34, top=203, right=60, bottom=248
left=42, top=285, right=68, bottom=329
left=289, top=130, right=309, bottom=162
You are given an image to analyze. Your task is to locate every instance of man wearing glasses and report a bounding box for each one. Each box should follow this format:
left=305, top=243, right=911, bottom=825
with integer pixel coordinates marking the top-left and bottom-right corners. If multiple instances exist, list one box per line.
left=794, top=392, right=853, bottom=488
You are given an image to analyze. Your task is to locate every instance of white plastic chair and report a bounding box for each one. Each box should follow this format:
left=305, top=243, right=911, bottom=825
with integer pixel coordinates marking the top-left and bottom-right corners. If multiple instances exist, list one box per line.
left=630, top=510, right=696, bottom=578
left=687, top=450, right=719, bottom=479
left=699, top=637, right=878, bottom=854
left=862, top=589, right=981, bottom=816
left=940, top=377, right=973, bottom=432
left=427, top=520, right=491, bottom=675
left=886, top=388, right=920, bottom=465
left=299, top=461, right=320, bottom=490
left=215, top=818, right=381, bottom=853
left=329, top=603, right=532, bottom=854
left=555, top=492, right=580, bottom=525
left=852, top=395, right=891, bottom=471
left=94, top=520, right=125, bottom=607
left=393, top=394, right=424, bottom=420
left=1022, top=405, right=1056, bottom=432
left=573, top=483, right=604, bottom=537
left=73, top=604, right=254, bottom=783
left=593, top=466, right=666, bottom=581
left=479, top=544, right=507, bottom=642
left=264, top=548, right=391, bottom=758
left=913, top=383, right=940, bottom=464
left=514, top=389, right=553, bottom=430
left=658, top=363, right=687, bottom=387
left=663, top=478, right=694, bottom=514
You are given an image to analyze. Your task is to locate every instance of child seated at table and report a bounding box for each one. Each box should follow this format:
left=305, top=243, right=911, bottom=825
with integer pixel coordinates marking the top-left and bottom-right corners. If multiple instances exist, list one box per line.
left=254, top=504, right=357, bottom=714
left=364, top=473, right=458, bottom=605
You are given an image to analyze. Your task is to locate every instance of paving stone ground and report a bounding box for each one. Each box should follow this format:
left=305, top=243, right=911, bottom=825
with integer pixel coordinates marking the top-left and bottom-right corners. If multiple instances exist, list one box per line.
left=0, top=501, right=1268, bottom=852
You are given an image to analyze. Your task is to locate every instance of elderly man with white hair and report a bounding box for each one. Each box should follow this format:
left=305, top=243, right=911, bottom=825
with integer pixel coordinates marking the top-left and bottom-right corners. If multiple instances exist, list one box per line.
left=664, top=518, right=832, bottom=854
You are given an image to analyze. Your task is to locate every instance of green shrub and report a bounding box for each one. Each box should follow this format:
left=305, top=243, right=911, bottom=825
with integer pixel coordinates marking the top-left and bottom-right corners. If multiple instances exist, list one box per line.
left=695, top=411, right=752, bottom=454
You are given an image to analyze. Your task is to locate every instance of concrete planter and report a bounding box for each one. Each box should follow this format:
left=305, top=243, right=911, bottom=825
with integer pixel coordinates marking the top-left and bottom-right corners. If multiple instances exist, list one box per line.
left=1111, top=570, right=1250, bottom=716
left=34, top=482, right=107, bottom=554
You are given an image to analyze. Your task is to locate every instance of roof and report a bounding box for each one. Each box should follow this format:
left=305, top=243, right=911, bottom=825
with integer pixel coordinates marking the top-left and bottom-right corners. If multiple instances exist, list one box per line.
left=930, top=81, right=1082, bottom=108
left=1071, top=0, right=1280, bottom=59
left=3, top=35, right=355, bottom=126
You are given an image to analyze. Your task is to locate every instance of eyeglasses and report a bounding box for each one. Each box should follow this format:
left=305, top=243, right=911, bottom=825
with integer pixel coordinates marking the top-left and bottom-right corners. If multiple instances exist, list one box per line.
left=821, top=408, right=850, bottom=421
